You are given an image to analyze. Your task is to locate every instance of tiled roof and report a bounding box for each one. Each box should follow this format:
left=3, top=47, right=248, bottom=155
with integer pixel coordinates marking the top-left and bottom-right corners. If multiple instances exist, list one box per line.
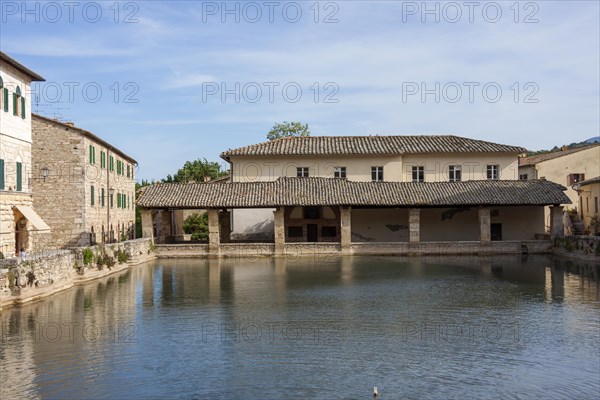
left=220, top=135, right=525, bottom=158
left=578, top=176, right=600, bottom=187
left=137, top=177, right=570, bottom=209
left=0, top=51, right=45, bottom=81
left=519, top=144, right=600, bottom=166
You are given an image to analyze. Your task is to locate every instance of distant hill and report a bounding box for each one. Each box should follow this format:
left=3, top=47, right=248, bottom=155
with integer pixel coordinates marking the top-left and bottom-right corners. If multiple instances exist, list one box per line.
left=584, top=136, right=600, bottom=144
left=526, top=137, right=599, bottom=156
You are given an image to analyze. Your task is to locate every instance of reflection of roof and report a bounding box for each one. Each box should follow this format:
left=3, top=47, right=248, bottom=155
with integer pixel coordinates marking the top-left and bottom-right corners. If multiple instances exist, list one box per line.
left=519, top=144, right=599, bottom=166
left=221, top=135, right=525, bottom=159
left=0, top=51, right=45, bottom=81
left=137, top=177, right=570, bottom=209
left=578, top=176, right=600, bottom=187
left=33, top=114, right=137, bottom=164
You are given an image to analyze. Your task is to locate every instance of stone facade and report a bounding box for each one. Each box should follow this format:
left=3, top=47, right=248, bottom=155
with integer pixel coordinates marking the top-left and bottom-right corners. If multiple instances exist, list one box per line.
left=31, top=115, right=136, bottom=249
left=0, top=52, right=48, bottom=257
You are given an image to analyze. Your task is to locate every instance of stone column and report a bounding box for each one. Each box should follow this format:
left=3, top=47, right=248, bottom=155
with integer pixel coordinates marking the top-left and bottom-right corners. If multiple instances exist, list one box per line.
left=208, top=209, right=220, bottom=256
left=549, top=205, right=564, bottom=239
left=340, top=206, right=352, bottom=254
left=479, top=207, right=491, bottom=243
left=141, top=209, right=154, bottom=243
left=273, top=207, right=285, bottom=256
left=409, top=208, right=420, bottom=244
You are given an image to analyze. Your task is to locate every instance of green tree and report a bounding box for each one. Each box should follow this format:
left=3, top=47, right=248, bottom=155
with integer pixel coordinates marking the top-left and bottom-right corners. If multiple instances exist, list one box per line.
left=266, top=121, right=310, bottom=141
left=183, top=212, right=209, bottom=241
left=163, top=158, right=226, bottom=183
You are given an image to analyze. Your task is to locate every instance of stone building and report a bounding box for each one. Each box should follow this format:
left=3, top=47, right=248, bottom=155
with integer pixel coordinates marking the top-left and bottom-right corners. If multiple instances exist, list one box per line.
left=31, top=114, right=137, bottom=248
left=138, top=135, right=571, bottom=256
left=0, top=51, right=49, bottom=257
left=519, top=144, right=600, bottom=230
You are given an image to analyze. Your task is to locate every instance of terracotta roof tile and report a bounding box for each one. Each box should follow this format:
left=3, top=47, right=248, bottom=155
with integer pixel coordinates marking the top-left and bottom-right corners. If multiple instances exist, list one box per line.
left=137, top=177, right=569, bottom=209
left=221, top=135, right=525, bottom=158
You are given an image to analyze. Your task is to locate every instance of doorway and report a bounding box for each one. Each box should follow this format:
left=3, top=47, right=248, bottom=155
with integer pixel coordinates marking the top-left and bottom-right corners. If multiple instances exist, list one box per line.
left=307, top=224, right=318, bottom=242
left=491, top=223, right=502, bottom=241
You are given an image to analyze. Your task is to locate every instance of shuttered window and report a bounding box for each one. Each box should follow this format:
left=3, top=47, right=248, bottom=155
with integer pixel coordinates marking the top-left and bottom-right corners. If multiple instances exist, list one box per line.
left=110, top=156, right=114, bottom=171
left=21, top=95, right=25, bottom=119
left=0, top=159, right=4, bottom=190
left=16, top=162, right=22, bottom=191
left=127, top=164, right=130, bottom=178
left=91, top=186, right=95, bottom=206
left=117, top=192, right=121, bottom=208
left=2, top=87, right=8, bottom=112
left=101, top=188, right=105, bottom=207
left=100, top=151, right=106, bottom=168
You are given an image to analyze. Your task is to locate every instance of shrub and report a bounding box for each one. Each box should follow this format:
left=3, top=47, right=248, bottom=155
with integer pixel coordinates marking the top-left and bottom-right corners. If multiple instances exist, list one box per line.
left=82, top=248, right=95, bottom=266
left=0, top=251, right=4, bottom=260
left=116, top=249, right=129, bottom=264
left=183, top=212, right=209, bottom=241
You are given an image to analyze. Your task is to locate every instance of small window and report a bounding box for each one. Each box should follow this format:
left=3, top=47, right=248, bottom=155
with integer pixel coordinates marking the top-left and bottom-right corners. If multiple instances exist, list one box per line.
left=449, top=165, right=461, bottom=182
left=91, top=186, right=95, bottom=206
left=334, top=166, right=346, bottom=178
left=127, top=164, right=130, bottom=178
left=412, top=166, right=424, bottom=182
left=110, top=156, right=114, bottom=171
left=321, top=226, right=337, bottom=237
left=288, top=226, right=303, bottom=238
left=486, top=164, right=499, bottom=180
left=101, top=188, right=105, bottom=207
left=110, top=193, right=114, bottom=208
left=567, top=173, right=585, bottom=186
left=16, top=162, right=22, bottom=191
left=89, top=145, right=96, bottom=164
left=371, top=166, right=384, bottom=182
left=304, top=206, right=320, bottom=219
left=519, top=174, right=528, bottom=181
left=297, top=167, right=309, bottom=177
left=100, top=151, right=106, bottom=168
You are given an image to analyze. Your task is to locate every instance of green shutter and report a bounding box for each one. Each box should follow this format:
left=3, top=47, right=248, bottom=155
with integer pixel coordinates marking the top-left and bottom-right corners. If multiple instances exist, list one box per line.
left=89, top=145, right=93, bottom=163
left=16, top=162, right=22, bottom=191
left=13, top=93, right=17, bottom=116
left=91, top=186, right=95, bottom=206
left=101, top=188, right=105, bottom=207
left=21, top=96, right=25, bottom=119
left=3, top=88, right=8, bottom=112
left=0, top=159, right=4, bottom=190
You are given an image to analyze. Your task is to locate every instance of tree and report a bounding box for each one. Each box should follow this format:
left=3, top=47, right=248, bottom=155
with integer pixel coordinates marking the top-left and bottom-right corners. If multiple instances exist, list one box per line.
left=183, top=212, right=209, bottom=241
left=163, top=158, right=226, bottom=183
left=266, top=121, right=310, bottom=141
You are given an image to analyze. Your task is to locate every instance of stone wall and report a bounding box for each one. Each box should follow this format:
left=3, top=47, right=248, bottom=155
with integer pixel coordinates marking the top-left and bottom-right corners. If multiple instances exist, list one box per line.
left=554, top=235, right=600, bottom=259
left=0, top=238, right=154, bottom=309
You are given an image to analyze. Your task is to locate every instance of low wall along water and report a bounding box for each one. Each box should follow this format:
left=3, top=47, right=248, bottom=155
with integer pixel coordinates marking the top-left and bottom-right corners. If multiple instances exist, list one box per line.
left=0, top=238, right=154, bottom=310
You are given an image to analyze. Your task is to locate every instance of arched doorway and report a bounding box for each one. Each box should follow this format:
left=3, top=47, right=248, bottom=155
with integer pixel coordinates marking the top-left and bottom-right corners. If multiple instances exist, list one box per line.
left=14, top=217, right=29, bottom=256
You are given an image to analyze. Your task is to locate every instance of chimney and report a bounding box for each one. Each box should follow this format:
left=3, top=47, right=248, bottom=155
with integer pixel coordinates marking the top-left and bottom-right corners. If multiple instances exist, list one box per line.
left=64, top=121, right=75, bottom=126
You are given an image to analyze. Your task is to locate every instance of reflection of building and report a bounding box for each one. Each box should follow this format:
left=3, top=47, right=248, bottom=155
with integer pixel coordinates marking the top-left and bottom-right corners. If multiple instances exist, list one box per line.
left=519, top=145, right=600, bottom=230
left=139, top=135, right=571, bottom=254
left=574, top=177, right=600, bottom=234
left=31, top=115, right=137, bottom=248
left=0, top=51, right=50, bottom=256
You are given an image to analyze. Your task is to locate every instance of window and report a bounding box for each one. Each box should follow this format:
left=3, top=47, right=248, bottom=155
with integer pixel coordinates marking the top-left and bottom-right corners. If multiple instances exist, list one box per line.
left=322, top=226, right=337, bottom=237
left=0, top=159, right=4, bottom=190
left=110, top=156, right=114, bottom=171
left=296, top=167, right=309, bottom=177
left=449, top=165, right=461, bottom=182
left=100, top=151, right=106, bottom=168
left=91, top=186, right=95, bottom=206
left=16, top=162, right=22, bottom=191
left=117, top=192, right=121, bottom=208
left=567, top=173, right=585, bottom=186
left=127, top=164, right=130, bottom=178
left=13, top=86, right=25, bottom=118
left=89, top=145, right=96, bottom=164
left=371, top=166, right=383, bottom=182
left=486, top=164, right=499, bottom=180
left=288, top=226, right=303, bottom=238
left=101, top=188, right=105, bottom=207
left=304, top=206, right=320, bottom=219
left=412, top=166, right=424, bottom=182
left=519, top=174, right=528, bottom=181
left=334, top=166, right=346, bottom=178
left=110, top=193, right=114, bottom=208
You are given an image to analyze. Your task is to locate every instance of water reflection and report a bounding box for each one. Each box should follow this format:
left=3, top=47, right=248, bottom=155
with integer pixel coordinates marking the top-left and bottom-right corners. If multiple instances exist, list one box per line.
left=0, top=255, right=598, bottom=399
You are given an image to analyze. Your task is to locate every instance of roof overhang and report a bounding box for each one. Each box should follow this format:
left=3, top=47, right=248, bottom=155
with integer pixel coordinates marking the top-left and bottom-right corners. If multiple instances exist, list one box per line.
left=13, top=205, right=51, bottom=231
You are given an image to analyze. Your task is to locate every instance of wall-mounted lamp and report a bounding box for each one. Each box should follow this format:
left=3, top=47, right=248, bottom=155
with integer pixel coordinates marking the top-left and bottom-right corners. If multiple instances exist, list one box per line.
left=41, top=167, right=49, bottom=181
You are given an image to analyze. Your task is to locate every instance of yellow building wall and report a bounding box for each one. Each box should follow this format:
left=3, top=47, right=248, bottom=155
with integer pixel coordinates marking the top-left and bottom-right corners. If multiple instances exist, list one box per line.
left=578, top=182, right=600, bottom=233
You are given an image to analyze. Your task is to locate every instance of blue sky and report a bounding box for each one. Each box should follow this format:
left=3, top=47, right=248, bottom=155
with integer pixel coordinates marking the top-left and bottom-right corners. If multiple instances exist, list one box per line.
left=1, top=0, right=598, bottom=180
